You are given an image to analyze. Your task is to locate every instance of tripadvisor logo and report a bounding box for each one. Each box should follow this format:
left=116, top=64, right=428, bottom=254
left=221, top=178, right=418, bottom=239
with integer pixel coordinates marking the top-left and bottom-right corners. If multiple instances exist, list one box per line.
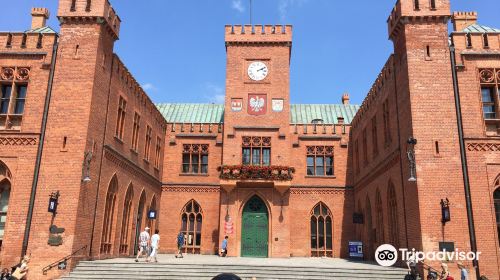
left=374, top=244, right=482, bottom=267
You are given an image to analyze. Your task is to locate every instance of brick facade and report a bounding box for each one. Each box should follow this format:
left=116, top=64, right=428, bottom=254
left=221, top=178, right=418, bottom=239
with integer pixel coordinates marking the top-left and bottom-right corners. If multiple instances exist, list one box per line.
left=0, top=0, right=499, bottom=279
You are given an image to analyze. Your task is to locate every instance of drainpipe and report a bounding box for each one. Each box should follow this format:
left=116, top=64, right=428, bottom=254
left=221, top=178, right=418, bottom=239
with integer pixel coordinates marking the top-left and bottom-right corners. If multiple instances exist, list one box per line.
left=449, top=43, right=480, bottom=279
left=22, top=36, right=59, bottom=257
left=391, top=55, right=410, bottom=250
left=88, top=53, right=115, bottom=258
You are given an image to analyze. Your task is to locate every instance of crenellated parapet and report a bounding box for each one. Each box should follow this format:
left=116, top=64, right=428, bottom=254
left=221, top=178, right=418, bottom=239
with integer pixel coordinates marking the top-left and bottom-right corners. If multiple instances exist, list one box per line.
left=351, top=56, right=395, bottom=129
left=387, top=0, right=450, bottom=40
left=58, top=0, right=121, bottom=39
left=225, top=24, right=292, bottom=46
left=0, top=31, right=57, bottom=65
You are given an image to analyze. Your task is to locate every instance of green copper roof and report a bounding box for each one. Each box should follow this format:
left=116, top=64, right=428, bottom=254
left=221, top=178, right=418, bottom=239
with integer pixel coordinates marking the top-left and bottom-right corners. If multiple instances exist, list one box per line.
left=25, top=26, right=57, bottom=34
left=462, top=24, right=500, bottom=33
left=156, top=103, right=359, bottom=124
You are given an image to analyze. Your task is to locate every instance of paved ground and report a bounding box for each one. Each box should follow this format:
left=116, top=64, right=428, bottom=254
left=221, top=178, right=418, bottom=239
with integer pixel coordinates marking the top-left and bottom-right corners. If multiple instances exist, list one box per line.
left=97, top=254, right=390, bottom=270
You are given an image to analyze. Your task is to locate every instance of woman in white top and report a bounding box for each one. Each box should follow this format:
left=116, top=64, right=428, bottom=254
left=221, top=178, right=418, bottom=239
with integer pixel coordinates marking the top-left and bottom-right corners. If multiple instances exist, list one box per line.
left=148, top=229, right=160, bottom=263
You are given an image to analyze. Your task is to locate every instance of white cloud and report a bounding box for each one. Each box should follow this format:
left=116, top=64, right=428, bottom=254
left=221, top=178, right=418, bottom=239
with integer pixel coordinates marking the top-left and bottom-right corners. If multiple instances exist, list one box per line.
left=279, top=0, right=309, bottom=21
left=141, top=83, right=157, bottom=91
left=204, top=83, right=225, bottom=104
left=232, top=0, right=245, bottom=13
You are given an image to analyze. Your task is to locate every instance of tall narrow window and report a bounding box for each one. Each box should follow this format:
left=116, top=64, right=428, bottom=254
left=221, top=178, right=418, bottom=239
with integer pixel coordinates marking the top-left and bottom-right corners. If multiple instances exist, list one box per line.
left=131, top=112, right=140, bottom=152
left=115, top=96, right=126, bottom=140
left=6, top=34, right=12, bottom=48
left=362, top=129, right=368, bottom=166
left=354, top=140, right=360, bottom=174
left=387, top=183, right=399, bottom=248
left=426, top=45, right=431, bottom=58
left=494, top=178, right=500, bottom=245
left=154, top=136, right=162, bottom=169
left=0, top=86, right=12, bottom=115
left=375, top=190, right=385, bottom=247
left=181, top=200, right=203, bottom=254
left=383, top=99, right=392, bottom=145
left=70, top=0, right=77, bottom=11
left=310, top=202, right=333, bottom=257
left=119, top=185, right=133, bottom=254
left=21, top=34, right=27, bottom=48
left=144, top=125, right=152, bottom=161
left=242, top=136, right=271, bottom=166
left=36, top=34, right=43, bottom=49
left=414, top=0, right=420, bottom=10
left=483, top=34, right=489, bottom=48
left=0, top=162, right=12, bottom=247
left=430, top=0, right=436, bottom=9
left=466, top=33, right=472, bottom=48
left=306, top=146, right=334, bottom=176
left=182, top=144, right=209, bottom=174
left=86, top=0, right=92, bottom=11
left=372, top=116, right=378, bottom=157
left=14, top=86, right=27, bottom=115
left=101, top=176, right=118, bottom=254
left=479, top=69, right=500, bottom=135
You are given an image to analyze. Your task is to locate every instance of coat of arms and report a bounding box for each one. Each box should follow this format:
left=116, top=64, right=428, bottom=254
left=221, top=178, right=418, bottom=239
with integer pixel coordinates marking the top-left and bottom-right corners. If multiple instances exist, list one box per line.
left=248, top=94, right=267, bottom=115
left=272, top=99, right=284, bottom=112
left=231, top=98, right=243, bottom=112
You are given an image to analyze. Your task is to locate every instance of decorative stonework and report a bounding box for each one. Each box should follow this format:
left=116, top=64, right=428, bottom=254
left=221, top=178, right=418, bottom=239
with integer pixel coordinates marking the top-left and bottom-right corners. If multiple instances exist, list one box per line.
left=497, top=70, right=500, bottom=82
left=306, top=146, right=334, bottom=156
left=0, top=67, right=14, bottom=80
left=218, top=165, right=295, bottom=181
left=480, top=69, right=495, bottom=83
left=0, top=137, right=37, bottom=146
left=467, top=143, right=500, bottom=152
left=290, top=188, right=349, bottom=195
left=162, top=186, right=220, bottom=193
left=16, top=67, right=30, bottom=81
left=242, top=136, right=271, bottom=147
left=182, top=144, right=209, bottom=154
left=0, top=67, right=30, bottom=81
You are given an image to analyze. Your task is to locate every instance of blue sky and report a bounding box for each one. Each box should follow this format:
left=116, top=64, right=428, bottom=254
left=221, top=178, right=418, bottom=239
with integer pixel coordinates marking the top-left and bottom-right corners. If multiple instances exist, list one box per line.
left=2, top=0, right=498, bottom=105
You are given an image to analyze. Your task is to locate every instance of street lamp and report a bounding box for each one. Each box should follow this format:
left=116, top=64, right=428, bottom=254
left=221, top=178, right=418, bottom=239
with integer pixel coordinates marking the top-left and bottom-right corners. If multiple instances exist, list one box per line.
left=407, top=137, right=417, bottom=182
left=82, top=151, right=93, bottom=183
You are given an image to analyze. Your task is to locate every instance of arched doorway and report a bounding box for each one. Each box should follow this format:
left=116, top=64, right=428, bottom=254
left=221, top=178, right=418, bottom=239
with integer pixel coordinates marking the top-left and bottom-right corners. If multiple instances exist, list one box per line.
left=0, top=162, right=11, bottom=250
left=494, top=176, right=500, bottom=245
left=181, top=200, right=203, bottom=254
left=119, top=184, right=133, bottom=255
left=134, top=191, right=146, bottom=255
left=241, top=195, right=268, bottom=258
left=100, top=175, right=118, bottom=255
left=365, top=196, right=373, bottom=260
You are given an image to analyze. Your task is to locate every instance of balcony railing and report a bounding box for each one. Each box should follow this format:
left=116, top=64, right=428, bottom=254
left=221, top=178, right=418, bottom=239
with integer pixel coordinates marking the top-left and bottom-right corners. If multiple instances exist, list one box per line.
left=219, top=165, right=295, bottom=181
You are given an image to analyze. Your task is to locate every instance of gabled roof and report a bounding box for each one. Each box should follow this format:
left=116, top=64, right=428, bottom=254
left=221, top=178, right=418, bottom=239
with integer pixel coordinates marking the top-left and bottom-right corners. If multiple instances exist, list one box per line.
left=462, top=24, right=500, bottom=33
left=156, top=103, right=360, bottom=124
left=25, top=26, right=57, bottom=34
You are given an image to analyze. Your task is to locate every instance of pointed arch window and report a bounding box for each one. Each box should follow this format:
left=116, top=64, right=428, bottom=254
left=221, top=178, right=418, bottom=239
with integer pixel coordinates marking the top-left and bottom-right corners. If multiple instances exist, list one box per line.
left=494, top=177, right=500, bottom=245
left=101, top=176, right=118, bottom=254
left=0, top=162, right=11, bottom=248
left=387, top=183, right=399, bottom=247
left=310, top=202, right=333, bottom=257
left=181, top=200, right=202, bottom=254
left=375, top=190, right=385, bottom=246
left=119, top=185, right=133, bottom=254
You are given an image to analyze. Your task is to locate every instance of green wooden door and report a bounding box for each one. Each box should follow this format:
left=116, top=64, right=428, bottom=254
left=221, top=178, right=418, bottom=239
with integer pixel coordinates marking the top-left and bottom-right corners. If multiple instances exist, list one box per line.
left=241, top=196, right=269, bottom=257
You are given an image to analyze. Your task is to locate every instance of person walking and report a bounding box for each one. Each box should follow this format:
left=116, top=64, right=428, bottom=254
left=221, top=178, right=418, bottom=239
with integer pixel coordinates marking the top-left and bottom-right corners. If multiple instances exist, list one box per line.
left=135, top=227, right=150, bottom=262
left=220, top=236, right=228, bottom=257
left=439, top=263, right=450, bottom=280
left=457, top=262, right=468, bottom=280
left=148, top=229, right=160, bottom=263
left=175, top=231, right=185, bottom=258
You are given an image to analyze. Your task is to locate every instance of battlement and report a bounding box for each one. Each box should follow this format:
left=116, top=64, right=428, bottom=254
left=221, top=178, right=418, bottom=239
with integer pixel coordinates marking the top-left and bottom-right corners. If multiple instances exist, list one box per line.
left=31, top=8, right=50, bottom=29
left=0, top=32, right=57, bottom=54
left=225, top=25, right=292, bottom=45
left=387, top=0, right=450, bottom=40
left=452, top=11, right=478, bottom=31
left=57, top=0, right=121, bottom=39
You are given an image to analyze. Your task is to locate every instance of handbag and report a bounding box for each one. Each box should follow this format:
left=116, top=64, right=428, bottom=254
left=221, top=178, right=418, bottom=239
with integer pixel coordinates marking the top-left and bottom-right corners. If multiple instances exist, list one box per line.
left=11, top=267, right=27, bottom=280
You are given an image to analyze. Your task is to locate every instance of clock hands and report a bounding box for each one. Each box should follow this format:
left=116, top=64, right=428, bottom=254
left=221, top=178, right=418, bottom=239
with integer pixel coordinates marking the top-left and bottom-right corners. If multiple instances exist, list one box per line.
left=257, top=67, right=267, bottom=72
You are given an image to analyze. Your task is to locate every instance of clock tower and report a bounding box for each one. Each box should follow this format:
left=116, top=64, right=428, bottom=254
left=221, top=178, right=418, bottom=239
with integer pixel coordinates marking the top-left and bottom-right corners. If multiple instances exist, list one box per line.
left=223, top=24, right=292, bottom=166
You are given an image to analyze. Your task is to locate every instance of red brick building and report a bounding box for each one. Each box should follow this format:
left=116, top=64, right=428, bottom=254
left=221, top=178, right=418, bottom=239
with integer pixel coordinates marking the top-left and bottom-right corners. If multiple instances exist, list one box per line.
left=0, top=0, right=499, bottom=279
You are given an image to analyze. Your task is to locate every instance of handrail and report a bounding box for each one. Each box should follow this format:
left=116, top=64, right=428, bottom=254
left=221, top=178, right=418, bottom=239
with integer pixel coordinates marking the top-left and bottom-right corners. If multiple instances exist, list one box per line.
left=42, top=245, right=87, bottom=275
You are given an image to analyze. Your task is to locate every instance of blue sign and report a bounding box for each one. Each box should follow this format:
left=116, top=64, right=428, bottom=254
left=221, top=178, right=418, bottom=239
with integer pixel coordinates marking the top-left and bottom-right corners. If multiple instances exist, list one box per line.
left=148, top=210, right=157, bottom=220
left=349, top=241, right=363, bottom=258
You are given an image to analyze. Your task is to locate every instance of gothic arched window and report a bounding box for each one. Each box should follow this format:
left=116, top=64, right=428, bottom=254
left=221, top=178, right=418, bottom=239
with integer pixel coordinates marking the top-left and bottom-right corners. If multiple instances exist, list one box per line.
left=119, top=184, right=133, bottom=254
left=310, top=202, right=333, bottom=257
left=375, top=190, right=385, bottom=246
left=494, top=177, right=500, bottom=245
left=181, top=200, right=202, bottom=254
left=387, top=182, right=399, bottom=247
left=101, top=176, right=118, bottom=254
left=0, top=162, right=11, bottom=248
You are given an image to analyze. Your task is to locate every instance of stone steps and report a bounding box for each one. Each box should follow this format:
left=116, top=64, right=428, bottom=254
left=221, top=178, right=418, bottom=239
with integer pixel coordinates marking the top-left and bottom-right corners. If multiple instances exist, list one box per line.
left=61, top=260, right=409, bottom=280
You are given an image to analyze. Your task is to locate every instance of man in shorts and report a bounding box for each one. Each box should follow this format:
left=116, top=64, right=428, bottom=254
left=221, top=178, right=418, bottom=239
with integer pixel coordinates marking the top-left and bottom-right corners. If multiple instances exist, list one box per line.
left=135, top=227, right=150, bottom=262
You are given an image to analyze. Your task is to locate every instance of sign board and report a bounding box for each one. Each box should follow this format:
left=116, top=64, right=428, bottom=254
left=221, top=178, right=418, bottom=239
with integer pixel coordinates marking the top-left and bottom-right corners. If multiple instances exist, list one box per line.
left=148, top=210, right=157, bottom=220
left=349, top=241, right=363, bottom=258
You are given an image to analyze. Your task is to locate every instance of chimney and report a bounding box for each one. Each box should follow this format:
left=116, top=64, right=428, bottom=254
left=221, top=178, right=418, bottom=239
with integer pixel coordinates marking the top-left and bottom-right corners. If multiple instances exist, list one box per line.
left=452, top=12, right=478, bottom=32
left=31, top=8, right=50, bottom=29
left=342, top=93, right=350, bottom=105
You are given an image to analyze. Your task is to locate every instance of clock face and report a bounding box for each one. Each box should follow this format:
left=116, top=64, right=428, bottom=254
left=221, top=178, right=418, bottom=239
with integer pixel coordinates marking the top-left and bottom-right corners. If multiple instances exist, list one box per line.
left=248, top=61, right=269, bottom=81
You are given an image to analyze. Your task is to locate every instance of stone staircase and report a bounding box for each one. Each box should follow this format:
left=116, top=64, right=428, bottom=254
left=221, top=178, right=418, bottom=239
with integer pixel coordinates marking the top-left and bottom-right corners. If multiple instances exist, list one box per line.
left=60, top=256, right=409, bottom=280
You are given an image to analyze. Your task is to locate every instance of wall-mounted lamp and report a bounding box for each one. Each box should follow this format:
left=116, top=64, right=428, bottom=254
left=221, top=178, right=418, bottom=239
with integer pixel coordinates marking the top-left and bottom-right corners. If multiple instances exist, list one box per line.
left=81, top=151, right=93, bottom=183
left=441, top=198, right=451, bottom=224
left=48, top=191, right=60, bottom=215
left=407, top=137, right=417, bottom=182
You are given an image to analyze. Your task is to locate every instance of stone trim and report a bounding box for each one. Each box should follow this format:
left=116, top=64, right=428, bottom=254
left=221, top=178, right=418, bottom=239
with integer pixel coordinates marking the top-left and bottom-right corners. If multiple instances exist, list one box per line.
left=0, top=136, right=37, bottom=146
left=162, top=185, right=221, bottom=193
left=467, top=143, right=500, bottom=152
